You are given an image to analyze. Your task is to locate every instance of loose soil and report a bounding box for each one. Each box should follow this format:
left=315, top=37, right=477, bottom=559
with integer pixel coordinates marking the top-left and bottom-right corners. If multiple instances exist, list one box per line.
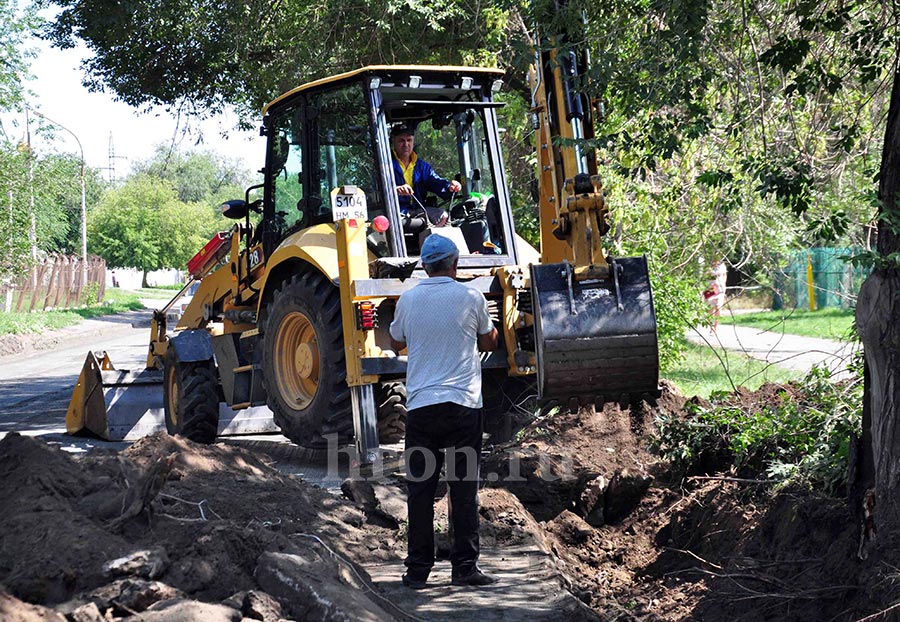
left=0, top=380, right=892, bottom=621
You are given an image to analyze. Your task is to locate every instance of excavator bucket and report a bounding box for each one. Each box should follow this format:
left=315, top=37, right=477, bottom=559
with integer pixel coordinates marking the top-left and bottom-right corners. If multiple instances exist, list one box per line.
left=66, top=351, right=165, bottom=441
left=530, top=256, right=659, bottom=408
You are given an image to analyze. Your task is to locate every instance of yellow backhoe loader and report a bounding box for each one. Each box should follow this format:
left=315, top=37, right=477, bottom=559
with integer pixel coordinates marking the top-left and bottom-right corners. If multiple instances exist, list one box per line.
left=68, top=61, right=658, bottom=465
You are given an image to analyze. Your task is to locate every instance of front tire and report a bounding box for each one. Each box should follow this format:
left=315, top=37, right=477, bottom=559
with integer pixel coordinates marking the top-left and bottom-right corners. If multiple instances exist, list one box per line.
left=163, top=347, right=219, bottom=444
left=261, top=271, right=352, bottom=448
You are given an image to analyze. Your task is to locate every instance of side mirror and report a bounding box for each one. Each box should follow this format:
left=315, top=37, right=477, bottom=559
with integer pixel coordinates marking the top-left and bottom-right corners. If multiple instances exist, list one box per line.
left=221, top=200, right=249, bottom=220
left=221, top=199, right=262, bottom=220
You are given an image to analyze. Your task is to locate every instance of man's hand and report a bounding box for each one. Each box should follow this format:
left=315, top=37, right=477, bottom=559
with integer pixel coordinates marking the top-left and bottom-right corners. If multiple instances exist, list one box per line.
left=397, top=184, right=414, bottom=196
left=477, top=328, right=498, bottom=352
left=448, top=180, right=462, bottom=193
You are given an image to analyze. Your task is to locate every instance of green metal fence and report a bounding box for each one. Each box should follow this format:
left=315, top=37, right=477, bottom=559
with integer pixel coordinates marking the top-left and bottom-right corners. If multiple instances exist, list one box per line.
left=773, top=248, right=868, bottom=310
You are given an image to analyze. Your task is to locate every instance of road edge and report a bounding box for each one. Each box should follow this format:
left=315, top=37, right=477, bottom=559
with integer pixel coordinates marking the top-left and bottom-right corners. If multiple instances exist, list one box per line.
left=0, top=310, right=154, bottom=360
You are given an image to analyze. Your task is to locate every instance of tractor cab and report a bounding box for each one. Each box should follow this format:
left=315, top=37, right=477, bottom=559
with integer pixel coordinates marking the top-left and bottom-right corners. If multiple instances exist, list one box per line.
left=259, top=66, right=520, bottom=271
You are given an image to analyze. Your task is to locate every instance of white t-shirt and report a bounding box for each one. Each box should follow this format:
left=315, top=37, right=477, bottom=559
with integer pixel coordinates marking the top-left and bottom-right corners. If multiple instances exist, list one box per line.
left=389, top=276, right=494, bottom=411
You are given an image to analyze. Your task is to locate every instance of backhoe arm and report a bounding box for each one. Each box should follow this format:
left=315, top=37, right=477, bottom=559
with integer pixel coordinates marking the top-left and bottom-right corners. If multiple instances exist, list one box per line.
left=524, top=6, right=660, bottom=408
left=530, top=8, right=610, bottom=280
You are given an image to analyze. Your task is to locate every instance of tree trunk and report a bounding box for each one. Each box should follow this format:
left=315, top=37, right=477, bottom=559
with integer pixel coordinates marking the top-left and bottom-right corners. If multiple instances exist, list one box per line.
left=142, top=270, right=149, bottom=289
left=854, top=60, right=900, bottom=549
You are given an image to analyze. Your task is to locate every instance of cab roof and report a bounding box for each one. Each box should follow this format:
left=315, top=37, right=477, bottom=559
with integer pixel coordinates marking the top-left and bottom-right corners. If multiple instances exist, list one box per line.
left=263, top=65, right=505, bottom=114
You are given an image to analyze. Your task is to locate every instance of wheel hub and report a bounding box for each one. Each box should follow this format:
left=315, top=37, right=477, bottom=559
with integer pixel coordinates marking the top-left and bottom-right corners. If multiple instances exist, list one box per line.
left=274, top=311, right=320, bottom=409
left=295, top=342, right=319, bottom=379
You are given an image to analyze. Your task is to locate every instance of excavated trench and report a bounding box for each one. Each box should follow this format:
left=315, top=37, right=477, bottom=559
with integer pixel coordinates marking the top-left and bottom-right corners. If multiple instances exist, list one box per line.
left=0, top=381, right=886, bottom=622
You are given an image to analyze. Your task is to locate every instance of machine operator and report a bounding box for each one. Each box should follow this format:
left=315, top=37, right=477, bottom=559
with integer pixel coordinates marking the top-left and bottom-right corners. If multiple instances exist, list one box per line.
left=391, top=123, right=461, bottom=226
left=391, top=123, right=498, bottom=254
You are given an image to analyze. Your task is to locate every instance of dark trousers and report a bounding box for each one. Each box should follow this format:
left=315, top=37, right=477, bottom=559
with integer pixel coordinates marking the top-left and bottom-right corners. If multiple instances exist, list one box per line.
left=404, top=402, right=483, bottom=579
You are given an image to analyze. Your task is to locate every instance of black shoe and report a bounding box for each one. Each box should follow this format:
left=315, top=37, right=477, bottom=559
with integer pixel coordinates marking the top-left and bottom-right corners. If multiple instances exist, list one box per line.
left=451, top=567, right=498, bottom=586
left=402, top=573, right=428, bottom=590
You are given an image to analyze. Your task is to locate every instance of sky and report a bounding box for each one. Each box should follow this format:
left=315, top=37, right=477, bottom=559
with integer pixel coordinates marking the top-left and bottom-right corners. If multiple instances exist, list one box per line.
left=2, top=35, right=266, bottom=180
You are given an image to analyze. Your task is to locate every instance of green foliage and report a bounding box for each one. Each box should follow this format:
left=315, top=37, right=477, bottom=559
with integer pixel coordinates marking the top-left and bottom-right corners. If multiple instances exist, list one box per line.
left=131, top=145, right=253, bottom=203
left=496, top=90, right=540, bottom=248
left=31, top=151, right=106, bottom=254
left=0, top=1, right=39, bottom=111
left=577, top=0, right=891, bottom=287
left=0, top=143, right=33, bottom=281
left=0, top=135, right=108, bottom=281
left=44, top=0, right=510, bottom=116
left=652, top=268, right=709, bottom=371
left=88, top=175, right=223, bottom=274
left=82, top=281, right=101, bottom=303
left=652, top=363, right=863, bottom=496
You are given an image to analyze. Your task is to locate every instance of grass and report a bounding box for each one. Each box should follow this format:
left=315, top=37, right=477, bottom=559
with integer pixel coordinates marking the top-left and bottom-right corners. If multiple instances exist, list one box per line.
left=0, top=289, right=145, bottom=335
left=129, top=286, right=185, bottom=300
left=719, top=307, right=855, bottom=341
left=149, top=283, right=186, bottom=290
left=664, top=340, right=803, bottom=399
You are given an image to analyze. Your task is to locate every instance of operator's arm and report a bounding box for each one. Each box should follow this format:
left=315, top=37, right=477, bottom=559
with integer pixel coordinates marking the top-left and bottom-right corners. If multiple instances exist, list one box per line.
left=421, top=160, right=461, bottom=197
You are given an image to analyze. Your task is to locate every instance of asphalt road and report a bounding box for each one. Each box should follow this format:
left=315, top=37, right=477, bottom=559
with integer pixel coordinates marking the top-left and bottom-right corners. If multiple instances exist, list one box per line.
left=0, top=310, right=365, bottom=487
left=0, top=311, right=151, bottom=451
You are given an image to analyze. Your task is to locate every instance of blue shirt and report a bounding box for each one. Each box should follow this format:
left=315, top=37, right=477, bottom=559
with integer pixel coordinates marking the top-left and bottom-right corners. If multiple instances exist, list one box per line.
left=392, top=154, right=454, bottom=213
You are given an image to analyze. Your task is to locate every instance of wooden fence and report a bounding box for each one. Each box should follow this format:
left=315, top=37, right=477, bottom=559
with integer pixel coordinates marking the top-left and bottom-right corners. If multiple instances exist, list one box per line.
left=4, top=255, right=107, bottom=312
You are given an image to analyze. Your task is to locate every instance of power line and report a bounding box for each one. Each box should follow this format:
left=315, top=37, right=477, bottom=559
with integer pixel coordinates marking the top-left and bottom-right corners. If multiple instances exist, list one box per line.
left=107, top=132, right=128, bottom=183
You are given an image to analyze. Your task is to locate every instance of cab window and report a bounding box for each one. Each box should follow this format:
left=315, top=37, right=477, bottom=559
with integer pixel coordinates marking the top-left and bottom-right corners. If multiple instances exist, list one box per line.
left=308, top=84, right=383, bottom=223
left=268, top=107, right=305, bottom=233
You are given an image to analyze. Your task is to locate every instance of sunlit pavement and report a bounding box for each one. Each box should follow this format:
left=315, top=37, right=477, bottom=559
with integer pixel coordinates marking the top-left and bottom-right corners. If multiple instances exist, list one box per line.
left=686, top=323, right=859, bottom=381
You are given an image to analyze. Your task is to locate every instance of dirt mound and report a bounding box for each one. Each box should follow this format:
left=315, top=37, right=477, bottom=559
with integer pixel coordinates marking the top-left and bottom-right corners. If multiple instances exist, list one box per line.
left=483, top=385, right=672, bottom=523
left=0, top=432, right=398, bottom=621
left=0, top=376, right=889, bottom=621
left=477, top=382, right=880, bottom=621
left=0, top=434, right=133, bottom=602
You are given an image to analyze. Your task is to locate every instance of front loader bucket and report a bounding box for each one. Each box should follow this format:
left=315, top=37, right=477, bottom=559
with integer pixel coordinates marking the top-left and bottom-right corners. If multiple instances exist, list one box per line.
left=66, top=351, right=165, bottom=441
left=530, top=256, right=659, bottom=407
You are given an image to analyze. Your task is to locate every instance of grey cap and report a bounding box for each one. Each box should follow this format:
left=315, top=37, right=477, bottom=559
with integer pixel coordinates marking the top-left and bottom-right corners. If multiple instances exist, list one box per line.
left=420, top=234, right=460, bottom=265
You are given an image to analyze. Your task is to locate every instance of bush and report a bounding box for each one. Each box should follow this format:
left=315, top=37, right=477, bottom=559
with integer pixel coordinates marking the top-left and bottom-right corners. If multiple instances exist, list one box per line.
left=82, top=281, right=101, bottom=304
left=653, top=269, right=710, bottom=371
left=651, top=359, right=863, bottom=496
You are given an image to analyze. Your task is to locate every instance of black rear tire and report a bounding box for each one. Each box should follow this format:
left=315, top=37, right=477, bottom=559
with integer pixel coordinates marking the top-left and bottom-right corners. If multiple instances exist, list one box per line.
left=163, top=347, right=219, bottom=444
left=261, top=271, right=352, bottom=448
left=376, top=381, right=407, bottom=444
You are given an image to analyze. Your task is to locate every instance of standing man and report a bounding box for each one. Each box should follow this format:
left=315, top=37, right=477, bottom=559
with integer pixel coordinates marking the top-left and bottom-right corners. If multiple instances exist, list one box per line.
left=390, top=234, right=499, bottom=589
left=391, top=124, right=462, bottom=226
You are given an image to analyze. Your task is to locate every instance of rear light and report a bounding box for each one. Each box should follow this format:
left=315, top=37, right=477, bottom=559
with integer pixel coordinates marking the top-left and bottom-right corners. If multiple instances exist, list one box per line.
left=355, top=301, right=378, bottom=330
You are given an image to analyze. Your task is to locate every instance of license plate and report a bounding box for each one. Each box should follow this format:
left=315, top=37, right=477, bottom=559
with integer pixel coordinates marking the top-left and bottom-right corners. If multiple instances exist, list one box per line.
left=330, top=186, right=368, bottom=222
